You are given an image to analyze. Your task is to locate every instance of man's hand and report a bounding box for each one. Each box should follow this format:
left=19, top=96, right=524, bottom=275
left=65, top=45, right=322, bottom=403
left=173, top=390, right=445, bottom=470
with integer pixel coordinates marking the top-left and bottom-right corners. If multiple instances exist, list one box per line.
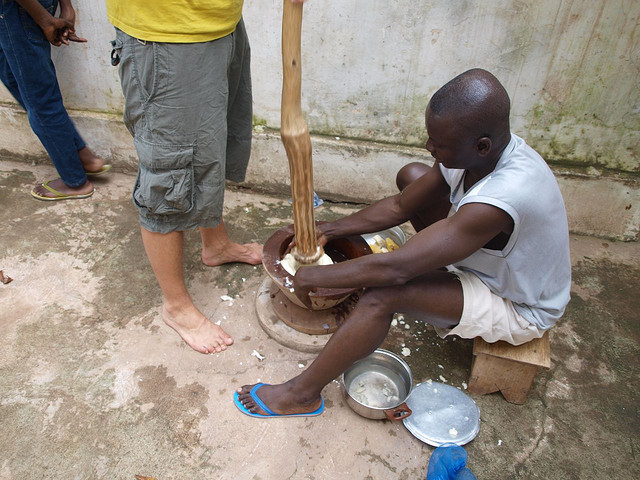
left=40, top=16, right=74, bottom=46
left=58, top=2, right=87, bottom=43
left=292, top=267, right=316, bottom=309
left=15, top=0, right=86, bottom=46
left=314, top=222, right=331, bottom=248
left=285, top=221, right=331, bottom=255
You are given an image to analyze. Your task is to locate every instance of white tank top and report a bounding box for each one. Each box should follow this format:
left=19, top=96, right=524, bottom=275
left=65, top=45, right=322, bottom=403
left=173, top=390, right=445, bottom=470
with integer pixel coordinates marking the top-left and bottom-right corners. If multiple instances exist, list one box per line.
left=439, top=133, right=571, bottom=329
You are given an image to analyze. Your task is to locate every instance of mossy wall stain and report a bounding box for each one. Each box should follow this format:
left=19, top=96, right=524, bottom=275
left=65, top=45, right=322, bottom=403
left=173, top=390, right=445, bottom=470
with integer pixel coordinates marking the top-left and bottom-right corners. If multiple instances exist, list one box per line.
left=252, top=115, right=268, bottom=127
left=279, top=1, right=639, bottom=173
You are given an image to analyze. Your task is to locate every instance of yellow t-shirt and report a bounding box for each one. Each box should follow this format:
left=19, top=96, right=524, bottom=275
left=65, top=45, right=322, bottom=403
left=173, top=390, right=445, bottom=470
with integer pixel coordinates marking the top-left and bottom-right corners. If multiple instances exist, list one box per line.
left=106, top=1, right=244, bottom=43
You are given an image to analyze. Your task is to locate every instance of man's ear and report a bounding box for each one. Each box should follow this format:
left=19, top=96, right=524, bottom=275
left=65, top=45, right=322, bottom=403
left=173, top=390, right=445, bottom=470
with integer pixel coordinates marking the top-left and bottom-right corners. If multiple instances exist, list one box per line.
left=476, top=137, right=492, bottom=157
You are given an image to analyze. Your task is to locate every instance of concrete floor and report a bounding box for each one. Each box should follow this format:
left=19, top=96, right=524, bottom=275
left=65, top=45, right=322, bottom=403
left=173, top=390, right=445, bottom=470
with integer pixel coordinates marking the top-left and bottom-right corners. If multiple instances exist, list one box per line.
left=1, top=159, right=639, bottom=480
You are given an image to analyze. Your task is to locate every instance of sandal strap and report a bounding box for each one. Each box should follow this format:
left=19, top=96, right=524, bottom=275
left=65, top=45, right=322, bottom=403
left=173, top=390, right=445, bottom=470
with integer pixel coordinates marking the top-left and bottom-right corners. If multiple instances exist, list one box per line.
left=41, top=181, right=66, bottom=198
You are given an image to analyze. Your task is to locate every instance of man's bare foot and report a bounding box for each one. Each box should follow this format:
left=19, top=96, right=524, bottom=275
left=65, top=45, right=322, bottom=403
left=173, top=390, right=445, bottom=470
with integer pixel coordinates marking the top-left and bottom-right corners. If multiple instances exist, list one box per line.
left=202, top=242, right=263, bottom=267
left=78, top=146, right=108, bottom=174
left=162, top=303, right=233, bottom=354
left=32, top=178, right=94, bottom=198
left=236, top=382, right=323, bottom=416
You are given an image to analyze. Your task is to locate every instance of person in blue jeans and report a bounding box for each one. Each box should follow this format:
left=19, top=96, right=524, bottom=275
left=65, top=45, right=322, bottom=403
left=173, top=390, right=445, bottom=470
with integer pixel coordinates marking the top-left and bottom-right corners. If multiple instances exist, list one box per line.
left=0, top=0, right=110, bottom=201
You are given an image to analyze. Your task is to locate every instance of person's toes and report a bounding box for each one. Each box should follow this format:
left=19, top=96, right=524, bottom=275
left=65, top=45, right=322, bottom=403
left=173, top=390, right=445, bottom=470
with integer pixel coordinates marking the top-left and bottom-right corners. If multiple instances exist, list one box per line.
left=239, top=384, right=254, bottom=395
left=204, top=339, right=220, bottom=353
left=194, top=344, right=209, bottom=354
left=214, top=327, right=233, bottom=346
left=240, top=394, right=256, bottom=408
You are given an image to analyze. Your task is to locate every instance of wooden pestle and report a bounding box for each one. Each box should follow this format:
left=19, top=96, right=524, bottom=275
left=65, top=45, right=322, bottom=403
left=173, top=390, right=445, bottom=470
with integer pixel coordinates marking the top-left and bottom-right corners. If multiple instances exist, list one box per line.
left=280, top=0, right=324, bottom=264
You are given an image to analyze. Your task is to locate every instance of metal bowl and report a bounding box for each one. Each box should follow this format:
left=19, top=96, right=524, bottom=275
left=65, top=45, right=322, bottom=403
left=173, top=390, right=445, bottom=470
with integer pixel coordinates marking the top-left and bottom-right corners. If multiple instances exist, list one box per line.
left=361, top=226, right=407, bottom=250
left=341, top=349, right=413, bottom=421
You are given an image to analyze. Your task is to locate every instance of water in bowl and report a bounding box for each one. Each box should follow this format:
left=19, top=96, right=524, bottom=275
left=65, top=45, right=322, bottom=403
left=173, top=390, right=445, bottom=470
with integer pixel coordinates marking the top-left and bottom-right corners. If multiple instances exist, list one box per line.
left=347, top=364, right=408, bottom=409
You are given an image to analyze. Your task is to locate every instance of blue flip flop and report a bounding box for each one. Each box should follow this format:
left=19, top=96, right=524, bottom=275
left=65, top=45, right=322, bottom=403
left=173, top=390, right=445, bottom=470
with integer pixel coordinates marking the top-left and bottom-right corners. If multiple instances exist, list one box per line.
left=233, top=383, right=325, bottom=418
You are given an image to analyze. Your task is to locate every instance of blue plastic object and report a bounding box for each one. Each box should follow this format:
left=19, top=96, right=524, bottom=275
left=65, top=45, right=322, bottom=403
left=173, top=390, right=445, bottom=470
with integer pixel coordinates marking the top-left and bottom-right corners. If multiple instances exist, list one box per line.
left=426, top=443, right=477, bottom=480
left=288, top=191, right=324, bottom=208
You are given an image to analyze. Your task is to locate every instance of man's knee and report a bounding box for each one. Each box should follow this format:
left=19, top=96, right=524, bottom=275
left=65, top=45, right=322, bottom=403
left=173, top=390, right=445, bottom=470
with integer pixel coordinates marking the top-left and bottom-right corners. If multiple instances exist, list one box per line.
left=396, top=162, right=431, bottom=192
left=357, top=287, right=399, bottom=319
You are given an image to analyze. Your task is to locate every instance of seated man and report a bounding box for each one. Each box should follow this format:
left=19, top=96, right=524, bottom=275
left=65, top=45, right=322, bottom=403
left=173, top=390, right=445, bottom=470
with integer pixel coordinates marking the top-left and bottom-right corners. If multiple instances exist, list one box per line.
left=236, top=68, right=571, bottom=418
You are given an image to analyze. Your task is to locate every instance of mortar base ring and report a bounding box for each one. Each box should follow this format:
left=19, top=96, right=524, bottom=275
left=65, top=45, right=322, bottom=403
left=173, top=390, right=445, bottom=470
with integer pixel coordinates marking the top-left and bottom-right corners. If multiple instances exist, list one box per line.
left=256, top=277, right=358, bottom=353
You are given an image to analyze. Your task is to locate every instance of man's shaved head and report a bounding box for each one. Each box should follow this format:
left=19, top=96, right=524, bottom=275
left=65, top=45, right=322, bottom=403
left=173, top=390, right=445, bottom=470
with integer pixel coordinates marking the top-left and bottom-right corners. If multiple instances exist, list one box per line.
left=428, top=69, right=510, bottom=140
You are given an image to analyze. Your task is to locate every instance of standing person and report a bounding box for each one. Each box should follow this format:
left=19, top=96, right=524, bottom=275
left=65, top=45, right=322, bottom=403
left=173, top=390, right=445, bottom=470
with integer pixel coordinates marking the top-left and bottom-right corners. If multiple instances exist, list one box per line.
left=235, top=69, right=571, bottom=417
left=0, top=0, right=110, bottom=201
left=106, top=0, right=306, bottom=354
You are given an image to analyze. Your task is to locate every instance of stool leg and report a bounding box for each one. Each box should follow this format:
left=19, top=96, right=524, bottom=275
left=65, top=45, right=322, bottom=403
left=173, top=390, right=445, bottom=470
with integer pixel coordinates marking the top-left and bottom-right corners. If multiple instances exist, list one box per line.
left=499, top=366, right=538, bottom=404
left=468, top=354, right=539, bottom=405
left=468, top=355, right=500, bottom=395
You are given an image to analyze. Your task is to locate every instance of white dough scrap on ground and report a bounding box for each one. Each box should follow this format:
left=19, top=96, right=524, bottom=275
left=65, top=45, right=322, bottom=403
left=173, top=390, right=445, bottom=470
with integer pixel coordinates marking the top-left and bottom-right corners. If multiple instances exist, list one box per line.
left=251, top=350, right=265, bottom=361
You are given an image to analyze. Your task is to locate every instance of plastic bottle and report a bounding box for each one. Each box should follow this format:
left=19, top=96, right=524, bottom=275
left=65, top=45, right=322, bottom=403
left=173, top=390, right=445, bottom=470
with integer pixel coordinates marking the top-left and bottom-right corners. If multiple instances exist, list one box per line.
left=288, top=191, right=323, bottom=208
left=426, top=443, right=477, bottom=480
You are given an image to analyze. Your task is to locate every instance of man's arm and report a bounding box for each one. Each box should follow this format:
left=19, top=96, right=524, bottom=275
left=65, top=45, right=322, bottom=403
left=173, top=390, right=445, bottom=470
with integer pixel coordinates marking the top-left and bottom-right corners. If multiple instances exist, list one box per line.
left=293, top=200, right=513, bottom=305
left=15, top=0, right=72, bottom=46
left=318, top=163, right=451, bottom=244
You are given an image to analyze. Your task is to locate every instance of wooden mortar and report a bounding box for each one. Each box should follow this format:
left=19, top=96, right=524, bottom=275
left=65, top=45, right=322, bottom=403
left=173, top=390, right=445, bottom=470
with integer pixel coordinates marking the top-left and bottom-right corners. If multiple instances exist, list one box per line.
left=263, top=226, right=372, bottom=310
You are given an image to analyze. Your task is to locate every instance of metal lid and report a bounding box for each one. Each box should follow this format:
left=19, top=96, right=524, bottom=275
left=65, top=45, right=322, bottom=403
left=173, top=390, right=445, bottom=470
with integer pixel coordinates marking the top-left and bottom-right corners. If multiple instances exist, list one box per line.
left=402, top=381, right=480, bottom=446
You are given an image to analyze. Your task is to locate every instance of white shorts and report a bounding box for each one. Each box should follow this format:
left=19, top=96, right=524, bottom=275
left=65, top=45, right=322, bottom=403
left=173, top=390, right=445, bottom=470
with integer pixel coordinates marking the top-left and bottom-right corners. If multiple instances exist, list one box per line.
left=436, top=269, right=545, bottom=346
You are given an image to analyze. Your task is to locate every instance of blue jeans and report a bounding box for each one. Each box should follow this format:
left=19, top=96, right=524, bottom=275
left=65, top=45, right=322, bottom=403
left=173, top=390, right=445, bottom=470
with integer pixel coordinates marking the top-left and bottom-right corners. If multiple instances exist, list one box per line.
left=0, top=0, right=87, bottom=187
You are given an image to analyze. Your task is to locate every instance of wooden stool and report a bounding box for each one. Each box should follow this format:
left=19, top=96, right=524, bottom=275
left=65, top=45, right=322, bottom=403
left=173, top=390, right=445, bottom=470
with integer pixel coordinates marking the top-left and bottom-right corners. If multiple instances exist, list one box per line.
left=468, top=332, right=550, bottom=404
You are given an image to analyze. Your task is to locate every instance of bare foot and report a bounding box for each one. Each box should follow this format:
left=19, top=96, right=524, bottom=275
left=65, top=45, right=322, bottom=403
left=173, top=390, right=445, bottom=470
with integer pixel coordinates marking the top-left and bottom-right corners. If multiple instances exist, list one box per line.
left=236, top=382, right=322, bottom=416
left=162, top=303, right=233, bottom=354
left=32, top=178, right=94, bottom=198
left=78, top=146, right=107, bottom=173
left=202, top=242, right=263, bottom=267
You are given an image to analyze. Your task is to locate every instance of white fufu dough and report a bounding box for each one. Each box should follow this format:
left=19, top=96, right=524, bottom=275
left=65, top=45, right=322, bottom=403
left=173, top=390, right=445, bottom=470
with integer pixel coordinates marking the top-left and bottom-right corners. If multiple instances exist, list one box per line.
left=281, top=252, right=333, bottom=275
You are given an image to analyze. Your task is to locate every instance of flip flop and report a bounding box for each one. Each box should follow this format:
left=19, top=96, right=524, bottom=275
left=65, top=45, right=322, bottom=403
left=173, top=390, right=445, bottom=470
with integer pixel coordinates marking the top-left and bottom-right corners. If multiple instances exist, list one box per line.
left=85, top=164, right=112, bottom=177
left=233, top=383, right=325, bottom=418
left=30, top=180, right=94, bottom=201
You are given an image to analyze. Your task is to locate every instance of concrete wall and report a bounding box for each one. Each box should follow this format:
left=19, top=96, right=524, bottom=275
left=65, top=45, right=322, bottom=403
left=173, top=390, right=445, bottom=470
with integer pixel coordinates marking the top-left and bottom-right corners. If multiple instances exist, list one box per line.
left=2, top=0, right=638, bottom=170
left=0, top=0, right=638, bottom=239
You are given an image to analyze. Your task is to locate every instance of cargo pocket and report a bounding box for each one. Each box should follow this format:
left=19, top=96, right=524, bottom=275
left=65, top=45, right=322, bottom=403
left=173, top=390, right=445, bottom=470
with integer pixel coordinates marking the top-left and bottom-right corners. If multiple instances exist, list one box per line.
left=133, top=138, right=195, bottom=216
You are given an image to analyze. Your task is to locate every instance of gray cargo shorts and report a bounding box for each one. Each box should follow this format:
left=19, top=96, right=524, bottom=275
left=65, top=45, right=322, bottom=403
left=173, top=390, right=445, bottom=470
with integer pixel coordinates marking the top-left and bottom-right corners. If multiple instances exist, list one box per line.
left=114, top=20, right=252, bottom=233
